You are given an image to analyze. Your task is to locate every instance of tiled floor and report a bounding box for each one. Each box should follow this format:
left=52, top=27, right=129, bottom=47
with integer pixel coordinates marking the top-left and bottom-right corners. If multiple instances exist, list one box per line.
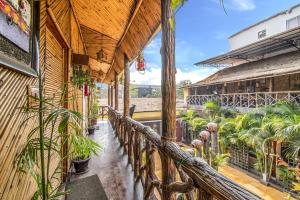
left=71, top=120, right=143, bottom=200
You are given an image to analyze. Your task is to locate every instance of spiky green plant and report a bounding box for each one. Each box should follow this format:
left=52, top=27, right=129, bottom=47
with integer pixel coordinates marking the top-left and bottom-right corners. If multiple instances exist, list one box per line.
left=16, top=69, right=83, bottom=200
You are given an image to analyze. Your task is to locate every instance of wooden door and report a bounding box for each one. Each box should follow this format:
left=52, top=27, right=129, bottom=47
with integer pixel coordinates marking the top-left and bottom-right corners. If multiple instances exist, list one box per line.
left=44, top=21, right=68, bottom=184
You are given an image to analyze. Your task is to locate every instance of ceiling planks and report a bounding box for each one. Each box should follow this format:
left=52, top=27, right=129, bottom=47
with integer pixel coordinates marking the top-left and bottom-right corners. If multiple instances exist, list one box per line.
left=72, top=0, right=161, bottom=83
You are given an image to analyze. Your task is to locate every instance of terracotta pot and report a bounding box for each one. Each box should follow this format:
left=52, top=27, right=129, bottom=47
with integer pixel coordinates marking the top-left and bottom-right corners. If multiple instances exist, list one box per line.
left=73, top=157, right=91, bottom=174
left=87, top=127, right=95, bottom=135
left=91, top=118, right=97, bottom=126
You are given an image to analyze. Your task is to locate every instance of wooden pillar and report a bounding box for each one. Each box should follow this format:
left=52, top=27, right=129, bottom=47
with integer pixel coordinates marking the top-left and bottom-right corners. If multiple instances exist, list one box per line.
left=124, top=55, right=130, bottom=116
left=161, top=0, right=176, bottom=199
left=108, top=85, right=111, bottom=106
left=114, top=71, right=119, bottom=110
left=110, top=85, right=114, bottom=108
left=269, top=78, right=273, bottom=92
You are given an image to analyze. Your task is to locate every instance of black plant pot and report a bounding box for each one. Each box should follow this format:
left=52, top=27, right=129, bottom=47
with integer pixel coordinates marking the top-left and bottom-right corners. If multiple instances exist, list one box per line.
left=88, top=127, right=95, bottom=135
left=73, top=157, right=91, bottom=174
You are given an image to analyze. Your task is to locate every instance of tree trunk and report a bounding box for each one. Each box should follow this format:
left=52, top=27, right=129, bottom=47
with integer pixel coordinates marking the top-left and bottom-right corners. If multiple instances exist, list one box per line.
left=161, top=0, right=176, bottom=199
left=115, top=71, right=119, bottom=110
left=124, top=54, right=130, bottom=117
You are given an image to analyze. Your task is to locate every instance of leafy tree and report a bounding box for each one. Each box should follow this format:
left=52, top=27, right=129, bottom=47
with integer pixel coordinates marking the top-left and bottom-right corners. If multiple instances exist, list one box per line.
left=176, top=80, right=191, bottom=99
left=130, top=84, right=138, bottom=98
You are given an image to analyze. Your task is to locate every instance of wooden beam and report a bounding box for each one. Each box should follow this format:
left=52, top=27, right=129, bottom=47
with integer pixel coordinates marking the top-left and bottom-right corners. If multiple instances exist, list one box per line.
left=68, top=0, right=88, bottom=54
left=104, top=0, right=144, bottom=83
left=114, top=71, right=119, bottom=110
left=108, top=85, right=111, bottom=106
left=118, top=0, right=144, bottom=47
left=123, top=54, right=130, bottom=116
left=47, top=8, right=70, bottom=48
left=111, top=85, right=114, bottom=108
left=161, top=0, right=176, bottom=200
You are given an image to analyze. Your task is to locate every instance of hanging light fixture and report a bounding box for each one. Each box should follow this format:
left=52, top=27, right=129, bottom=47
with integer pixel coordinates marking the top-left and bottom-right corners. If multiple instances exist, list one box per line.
left=135, top=52, right=146, bottom=74
left=97, top=48, right=106, bottom=62
left=97, top=34, right=107, bottom=62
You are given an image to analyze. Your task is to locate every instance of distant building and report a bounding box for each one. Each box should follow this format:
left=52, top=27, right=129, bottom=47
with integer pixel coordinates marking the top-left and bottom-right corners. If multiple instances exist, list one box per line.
left=134, top=84, right=161, bottom=98
left=185, top=4, right=300, bottom=111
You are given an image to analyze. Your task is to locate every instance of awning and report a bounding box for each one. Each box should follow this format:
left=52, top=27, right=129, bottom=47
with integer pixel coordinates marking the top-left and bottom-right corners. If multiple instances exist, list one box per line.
left=195, top=27, right=300, bottom=68
left=190, top=50, right=300, bottom=87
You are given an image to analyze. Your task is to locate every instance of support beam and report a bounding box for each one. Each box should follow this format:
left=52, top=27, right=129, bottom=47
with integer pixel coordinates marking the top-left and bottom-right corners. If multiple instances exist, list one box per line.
left=161, top=0, right=176, bottom=200
left=123, top=55, right=130, bottom=116
left=108, top=85, right=111, bottom=106
left=111, top=85, right=114, bottom=108
left=115, top=72, right=119, bottom=110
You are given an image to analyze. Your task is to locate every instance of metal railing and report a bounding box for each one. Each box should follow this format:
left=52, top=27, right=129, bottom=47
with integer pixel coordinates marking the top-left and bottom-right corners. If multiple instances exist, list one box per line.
left=187, top=91, right=300, bottom=108
left=108, top=107, right=261, bottom=200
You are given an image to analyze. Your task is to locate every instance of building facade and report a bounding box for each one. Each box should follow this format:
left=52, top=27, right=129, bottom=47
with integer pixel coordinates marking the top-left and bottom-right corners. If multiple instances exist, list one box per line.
left=186, top=4, right=300, bottom=111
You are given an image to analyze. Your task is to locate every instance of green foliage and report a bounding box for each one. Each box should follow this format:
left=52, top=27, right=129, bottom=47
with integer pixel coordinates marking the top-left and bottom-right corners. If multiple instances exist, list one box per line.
left=181, top=109, right=197, bottom=124
left=71, top=134, right=102, bottom=160
left=211, top=153, right=230, bottom=170
left=191, top=117, right=207, bottom=133
left=72, top=64, right=92, bottom=87
left=130, top=84, right=138, bottom=98
left=176, top=80, right=191, bottom=99
left=16, top=73, right=83, bottom=200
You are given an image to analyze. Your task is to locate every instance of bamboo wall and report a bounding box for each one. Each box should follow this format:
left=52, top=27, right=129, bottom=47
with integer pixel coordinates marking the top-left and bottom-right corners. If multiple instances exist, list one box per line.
left=0, top=0, right=86, bottom=199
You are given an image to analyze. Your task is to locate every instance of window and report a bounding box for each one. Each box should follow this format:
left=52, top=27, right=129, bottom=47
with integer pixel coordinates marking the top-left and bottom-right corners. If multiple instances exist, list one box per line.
left=286, top=16, right=300, bottom=30
left=258, top=29, right=266, bottom=39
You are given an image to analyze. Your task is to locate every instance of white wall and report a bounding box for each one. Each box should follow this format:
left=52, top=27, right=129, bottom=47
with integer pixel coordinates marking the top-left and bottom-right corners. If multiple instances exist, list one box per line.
left=229, top=5, right=300, bottom=50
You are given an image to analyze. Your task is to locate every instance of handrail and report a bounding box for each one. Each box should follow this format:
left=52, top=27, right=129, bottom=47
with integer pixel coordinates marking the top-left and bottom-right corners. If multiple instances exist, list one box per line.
left=187, top=91, right=300, bottom=108
left=108, top=107, right=261, bottom=200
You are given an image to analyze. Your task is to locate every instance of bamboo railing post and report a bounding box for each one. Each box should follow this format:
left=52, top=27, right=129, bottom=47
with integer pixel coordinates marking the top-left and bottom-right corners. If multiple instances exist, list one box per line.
left=134, top=131, right=140, bottom=177
left=124, top=54, right=130, bottom=117
left=108, top=84, right=111, bottom=106
left=115, top=71, right=119, bottom=110
left=161, top=0, right=176, bottom=199
left=127, top=125, right=133, bottom=165
left=198, top=188, right=213, bottom=200
left=111, top=85, right=114, bottom=108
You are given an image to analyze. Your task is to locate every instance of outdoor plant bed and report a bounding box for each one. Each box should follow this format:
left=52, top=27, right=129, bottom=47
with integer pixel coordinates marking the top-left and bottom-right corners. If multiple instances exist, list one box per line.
left=73, top=157, right=91, bottom=174
left=88, top=126, right=96, bottom=134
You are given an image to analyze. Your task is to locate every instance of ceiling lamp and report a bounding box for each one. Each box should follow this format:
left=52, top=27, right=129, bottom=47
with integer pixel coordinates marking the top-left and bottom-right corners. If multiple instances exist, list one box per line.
left=97, top=48, right=107, bottom=62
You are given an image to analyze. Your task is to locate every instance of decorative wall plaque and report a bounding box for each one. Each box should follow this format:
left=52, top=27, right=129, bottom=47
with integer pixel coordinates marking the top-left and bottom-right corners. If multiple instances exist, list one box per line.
left=0, top=0, right=36, bottom=75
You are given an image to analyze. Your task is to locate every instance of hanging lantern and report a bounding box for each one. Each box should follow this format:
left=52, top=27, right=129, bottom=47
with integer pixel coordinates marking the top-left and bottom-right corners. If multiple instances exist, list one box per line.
left=84, top=83, right=89, bottom=96
left=136, top=53, right=146, bottom=74
left=97, top=48, right=107, bottom=62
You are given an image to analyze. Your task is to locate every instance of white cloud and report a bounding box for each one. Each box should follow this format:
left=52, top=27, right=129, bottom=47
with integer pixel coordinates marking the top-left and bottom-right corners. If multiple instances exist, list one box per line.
left=211, top=0, right=255, bottom=11
left=130, top=64, right=217, bottom=85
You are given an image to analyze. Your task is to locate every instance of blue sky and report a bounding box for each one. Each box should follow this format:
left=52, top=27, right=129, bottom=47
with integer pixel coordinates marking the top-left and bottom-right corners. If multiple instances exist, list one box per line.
left=130, top=0, right=300, bottom=85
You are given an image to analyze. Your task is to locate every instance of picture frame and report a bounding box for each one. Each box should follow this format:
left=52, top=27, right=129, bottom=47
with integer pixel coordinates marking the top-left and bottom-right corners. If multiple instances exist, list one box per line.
left=0, top=0, right=39, bottom=76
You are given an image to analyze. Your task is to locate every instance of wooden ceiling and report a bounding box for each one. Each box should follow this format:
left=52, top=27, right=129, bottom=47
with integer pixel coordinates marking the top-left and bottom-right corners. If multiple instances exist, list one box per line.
left=72, top=0, right=161, bottom=83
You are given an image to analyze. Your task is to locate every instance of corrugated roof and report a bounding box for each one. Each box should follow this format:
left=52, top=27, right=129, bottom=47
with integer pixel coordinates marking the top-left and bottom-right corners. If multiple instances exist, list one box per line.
left=191, top=51, right=300, bottom=87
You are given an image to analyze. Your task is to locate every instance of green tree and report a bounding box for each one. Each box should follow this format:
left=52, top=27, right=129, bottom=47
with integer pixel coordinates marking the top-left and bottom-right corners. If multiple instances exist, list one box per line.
left=176, top=80, right=191, bottom=99
left=130, top=84, right=138, bottom=98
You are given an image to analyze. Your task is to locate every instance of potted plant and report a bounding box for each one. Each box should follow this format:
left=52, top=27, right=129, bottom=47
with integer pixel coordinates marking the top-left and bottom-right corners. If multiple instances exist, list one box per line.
left=71, top=134, right=102, bottom=174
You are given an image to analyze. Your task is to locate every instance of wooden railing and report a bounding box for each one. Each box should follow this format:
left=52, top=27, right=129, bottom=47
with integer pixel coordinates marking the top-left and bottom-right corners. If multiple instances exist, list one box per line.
left=187, top=91, right=300, bottom=108
left=108, top=107, right=261, bottom=200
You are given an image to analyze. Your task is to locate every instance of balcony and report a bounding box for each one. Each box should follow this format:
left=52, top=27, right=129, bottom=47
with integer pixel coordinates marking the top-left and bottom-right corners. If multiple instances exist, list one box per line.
left=98, top=107, right=262, bottom=200
left=187, top=91, right=300, bottom=109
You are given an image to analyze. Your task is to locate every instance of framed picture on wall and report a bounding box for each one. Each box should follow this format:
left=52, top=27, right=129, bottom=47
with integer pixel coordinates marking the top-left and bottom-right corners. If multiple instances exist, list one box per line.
left=0, top=0, right=38, bottom=76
